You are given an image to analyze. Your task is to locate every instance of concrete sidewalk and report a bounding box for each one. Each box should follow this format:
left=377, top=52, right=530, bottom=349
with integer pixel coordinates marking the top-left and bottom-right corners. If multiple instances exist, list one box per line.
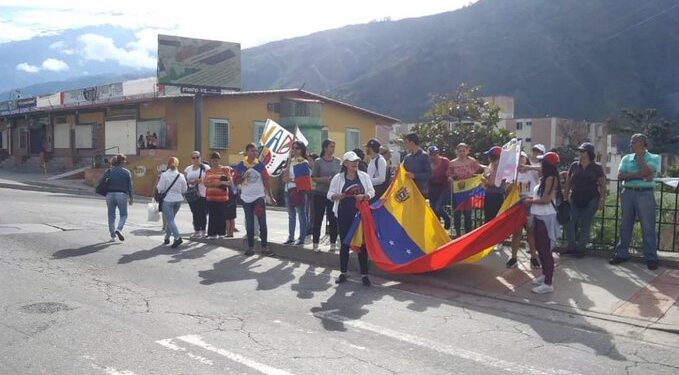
left=2, top=168, right=679, bottom=333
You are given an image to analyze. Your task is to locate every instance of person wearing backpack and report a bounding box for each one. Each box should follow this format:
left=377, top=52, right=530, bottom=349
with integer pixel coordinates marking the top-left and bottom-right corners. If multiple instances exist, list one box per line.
left=184, top=151, right=211, bottom=238
left=156, top=157, right=188, bottom=248
left=99, top=154, right=133, bottom=242
left=366, top=139, right=389, bottom=203
left=562, top=143, right=607, bottom=258
left=524, top=152, right=561, bottom=294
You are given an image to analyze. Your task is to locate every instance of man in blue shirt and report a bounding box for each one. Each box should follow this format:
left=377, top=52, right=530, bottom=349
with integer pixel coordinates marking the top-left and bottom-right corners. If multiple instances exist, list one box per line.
left=402, top=133, right=432, bottom=197
left=609, top=133, right=662, bottom=270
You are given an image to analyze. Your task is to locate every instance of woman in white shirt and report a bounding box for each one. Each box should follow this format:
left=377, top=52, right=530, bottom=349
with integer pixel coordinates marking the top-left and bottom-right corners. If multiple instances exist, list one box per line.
left=507, top=152, right=541, bottom=269
left=184, top=151, right=210, bottom=238
left=524, top=152, right=561, bottom=294
left=157, top=157, right=188, bottom=248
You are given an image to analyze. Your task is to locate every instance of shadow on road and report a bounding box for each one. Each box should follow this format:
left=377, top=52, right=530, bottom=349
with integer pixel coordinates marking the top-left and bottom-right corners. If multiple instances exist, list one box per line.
left=52, top=241, right=119, bottom=259
left=198, top=255, right=301, bottom=291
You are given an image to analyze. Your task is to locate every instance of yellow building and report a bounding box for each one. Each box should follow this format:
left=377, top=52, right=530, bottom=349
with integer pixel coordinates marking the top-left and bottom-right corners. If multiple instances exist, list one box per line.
left=0, top=86, right=399, bottom=197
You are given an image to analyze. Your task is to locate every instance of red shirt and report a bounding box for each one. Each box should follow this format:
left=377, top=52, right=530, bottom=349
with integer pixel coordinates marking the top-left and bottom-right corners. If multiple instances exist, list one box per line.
left=205, top=166, right=231, bottom=203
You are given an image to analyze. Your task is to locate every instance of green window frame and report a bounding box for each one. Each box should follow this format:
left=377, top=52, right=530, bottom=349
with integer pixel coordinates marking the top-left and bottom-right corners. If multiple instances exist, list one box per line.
left=209, top=118, right=230, bottom=149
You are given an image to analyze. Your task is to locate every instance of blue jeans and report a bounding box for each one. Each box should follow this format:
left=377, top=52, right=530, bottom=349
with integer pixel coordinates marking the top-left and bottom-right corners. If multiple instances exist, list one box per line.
left=106, top=192, right=128, bottom=237
left=614, top=189, right=657, bottom=262
left=286, top=194, right=307, bottom=241
left=243, top=198, right=268, bottom=249
left=433, top=189, right=452, bottom=230
left=162, top=200, right=182, bottom=241
left=566, top=197, right=599, bottom=253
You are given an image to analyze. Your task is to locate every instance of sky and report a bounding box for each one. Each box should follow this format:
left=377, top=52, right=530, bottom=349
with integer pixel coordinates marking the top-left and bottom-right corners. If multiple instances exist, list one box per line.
left=1, top=1, right=476, bottom=73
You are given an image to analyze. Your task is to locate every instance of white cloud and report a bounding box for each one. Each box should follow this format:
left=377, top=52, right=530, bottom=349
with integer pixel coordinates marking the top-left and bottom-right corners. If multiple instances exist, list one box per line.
left=16, top=62, right=40, bottom=73
left=49, top=40, right=76, bottom=55
left=41, top=58, right=69, bottom=71
left=78, top=33, right=156, bottom=69
left=15, top=58, right=69, bottom=73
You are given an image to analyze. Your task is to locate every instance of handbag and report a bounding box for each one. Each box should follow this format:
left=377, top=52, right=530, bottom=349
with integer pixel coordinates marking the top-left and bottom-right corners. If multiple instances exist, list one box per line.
left=288, top=187, right=306, bottom=207
left=95, top=170, right=110, bottom=196
left=184, top=165, right=204, bottom=203
left=155, top=173, right=180, bottom=212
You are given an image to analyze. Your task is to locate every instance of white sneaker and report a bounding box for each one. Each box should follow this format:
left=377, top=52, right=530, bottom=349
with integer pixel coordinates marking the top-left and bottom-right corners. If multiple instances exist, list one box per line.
left=313, top=243, right=320, bottom=253
left=532, top=283, right=554, bottom=294
left=108, top=236, right=116, bottom=243
left=191, top=231, right=200, bottom=238
left=532, top=275, right=545, bottom=285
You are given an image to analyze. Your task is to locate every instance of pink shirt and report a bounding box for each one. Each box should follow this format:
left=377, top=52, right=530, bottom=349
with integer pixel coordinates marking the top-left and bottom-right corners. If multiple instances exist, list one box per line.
left=450, top=158, right=480, bottom=180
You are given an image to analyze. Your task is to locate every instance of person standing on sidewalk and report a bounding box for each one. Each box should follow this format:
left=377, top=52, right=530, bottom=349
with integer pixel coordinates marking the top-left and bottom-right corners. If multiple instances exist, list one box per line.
left=483, top=146, right=505, bottom=223
left=328, top=151, right=375, bottom=286
left=156, top=157, right=188, bottom=248
left=525, top=152, right=562, bottom=294
left=449, top=143, right=481, bottom=236
left=562, top=142, right=607, bottom=258
left=311, top=139, right=341, bottom=252
left=508, top=152, right=541, bottom=269
left=184, top=151, right=210, bottom=238
left=204, top=152, right=231, bottom=239
left=234, top=143, right=276, bottom=257
left=283, top=141, right=311, bottom=246
left=100, top=154, right=133, bottom=242
left=609, top=133, right=661, bottom=270
left=428, top=145, right=451, bottom=229
left=366, top=138, right=389, bottom=203
left=403, top=133, right=432, bottom=198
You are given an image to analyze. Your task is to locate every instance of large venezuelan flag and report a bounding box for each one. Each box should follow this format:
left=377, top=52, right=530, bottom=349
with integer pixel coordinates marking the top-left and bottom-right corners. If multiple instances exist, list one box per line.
left=347, top=166, right=526, bottom=274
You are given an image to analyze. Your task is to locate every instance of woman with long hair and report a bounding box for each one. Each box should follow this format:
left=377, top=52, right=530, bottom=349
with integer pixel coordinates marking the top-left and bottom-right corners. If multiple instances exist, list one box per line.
left=525, top=152, right=562, bottom=294
left=100, top=154, right=133, bottom=242
left=508, top=152, right=540, bottom=269
left=184, top=151, right=210, bottom=238
left=156, top=157, right=188, bottom=248
left=327, top=151, right=375, bottom=286
left=204, top=152, right=232, bottom=239
left=311, top=139, right=341, bottom=252
left=283, top=141, right=311, bottom=245
left=449, top=143, right=481, bottom=235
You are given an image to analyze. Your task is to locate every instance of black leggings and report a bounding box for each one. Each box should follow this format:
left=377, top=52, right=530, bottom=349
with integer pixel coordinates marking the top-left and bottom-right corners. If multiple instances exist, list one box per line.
left=206, top=201, right=227, bottom=236
left=338, top=210, right=369, bottom=275
left=188, top=197, right=207, bottom=231
left=484, top=192, right=505, bottom=223
left=312, top=193, right=338, bottom=244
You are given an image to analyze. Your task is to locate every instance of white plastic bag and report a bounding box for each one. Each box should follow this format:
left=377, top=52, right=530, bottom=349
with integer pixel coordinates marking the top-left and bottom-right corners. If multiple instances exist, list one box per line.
left=147, top=199, right=160, bottom=222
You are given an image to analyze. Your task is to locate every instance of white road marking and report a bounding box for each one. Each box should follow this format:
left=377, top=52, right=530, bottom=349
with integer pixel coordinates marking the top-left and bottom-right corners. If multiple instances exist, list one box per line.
left=177, top=334, right=295, bottom=375
left=312, top=311, right=581, bottom=375
left=155, top=338, right=214, bottom=365
left=82, top=356, right=137, bottom=375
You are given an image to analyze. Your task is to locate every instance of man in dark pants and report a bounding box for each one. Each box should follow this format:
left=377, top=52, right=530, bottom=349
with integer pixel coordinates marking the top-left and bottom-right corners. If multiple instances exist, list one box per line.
left=402, top=133, right=432, bottom=198
left=609, top=133, right=661, bottom=270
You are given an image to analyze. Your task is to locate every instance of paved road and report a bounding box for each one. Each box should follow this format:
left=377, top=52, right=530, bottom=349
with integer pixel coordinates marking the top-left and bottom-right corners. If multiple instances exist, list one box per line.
left=2, top=187, right=679, bottom=375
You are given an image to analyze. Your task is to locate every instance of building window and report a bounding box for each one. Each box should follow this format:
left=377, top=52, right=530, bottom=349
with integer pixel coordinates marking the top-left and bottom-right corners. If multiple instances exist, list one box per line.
left=525, top=121, right=532, bottom=127
left=137, top=120, right=167, bottom=149
left=53, top=123, right=70, bottom=149
left=345, top=128, right=360, bottom=152
left=321, top=127, right=329, bottom=142
left=75, top=124, right=94, bottom=149
left=209, top=118, right=230, bottom=149
left=516, top=122, right=523, bottom=130
left=253, top=120, right=266, bottom=144
left=596, top=153, right=602, bottom=163
left=525, top=138, right=531, bottom=142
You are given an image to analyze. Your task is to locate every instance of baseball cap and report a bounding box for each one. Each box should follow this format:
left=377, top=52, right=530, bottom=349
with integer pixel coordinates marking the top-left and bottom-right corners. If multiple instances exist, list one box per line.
left=366, top=138, right=381, bottom=151
left=520, top=151, right=528, bottom=158
left=538, top=152, right=560, bottom=166
left=577, top=142, right=595, bottom=153
left=486, top=146, right=502, bottom=158
left=531, top=144, right=546, bottom=154
left=343, top=151, right=360, bottom=162
left=428, top=145, right=440, bottom=154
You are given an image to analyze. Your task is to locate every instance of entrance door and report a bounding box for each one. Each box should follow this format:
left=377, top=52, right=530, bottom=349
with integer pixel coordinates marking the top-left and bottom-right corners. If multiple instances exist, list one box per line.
left=29, top=129, right=44, bottom=154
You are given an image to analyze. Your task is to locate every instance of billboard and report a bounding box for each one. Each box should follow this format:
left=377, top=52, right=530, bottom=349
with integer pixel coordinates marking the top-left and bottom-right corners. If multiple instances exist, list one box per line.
left=157, top=34, right=241, bottom=91
left=64, top=82, right=124, bottom=105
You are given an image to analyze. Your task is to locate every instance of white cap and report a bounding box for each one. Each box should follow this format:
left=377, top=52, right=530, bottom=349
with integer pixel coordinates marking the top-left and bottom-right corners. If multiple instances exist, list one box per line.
left=342, top=151, right=360, bottom=162
left=531, top=144, right=546, bottom=154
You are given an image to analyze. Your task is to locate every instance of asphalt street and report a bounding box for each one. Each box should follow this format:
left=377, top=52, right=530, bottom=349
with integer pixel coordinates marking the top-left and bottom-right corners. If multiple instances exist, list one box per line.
left=2, top=187, right=679, bottom=375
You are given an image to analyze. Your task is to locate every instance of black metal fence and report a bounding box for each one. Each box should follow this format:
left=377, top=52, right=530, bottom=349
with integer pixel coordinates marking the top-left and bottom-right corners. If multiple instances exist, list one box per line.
left=445, top=179, right=679, bottom=254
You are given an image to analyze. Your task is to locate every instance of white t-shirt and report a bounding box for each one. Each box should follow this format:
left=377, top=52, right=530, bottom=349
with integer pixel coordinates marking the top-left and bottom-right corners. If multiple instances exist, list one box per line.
left=530, top=181, right=557, bottom=216
left=184, top=164, right=211, bottom=197
left=517, top=170, right=539, bottom=198
left=240, top=168, right=266, bottom=203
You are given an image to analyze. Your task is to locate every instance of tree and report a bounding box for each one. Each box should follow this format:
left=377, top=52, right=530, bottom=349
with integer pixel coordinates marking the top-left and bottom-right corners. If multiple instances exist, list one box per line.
left=404, top=83, right=513, bottom=161
left=607, top=108, right=679, bottom=154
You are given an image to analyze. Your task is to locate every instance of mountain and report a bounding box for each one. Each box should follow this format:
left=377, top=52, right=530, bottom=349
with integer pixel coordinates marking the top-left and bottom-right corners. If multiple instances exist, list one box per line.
left=241, top=0, right=679, bottom=122
left=3, top=0, right=679, bottom=124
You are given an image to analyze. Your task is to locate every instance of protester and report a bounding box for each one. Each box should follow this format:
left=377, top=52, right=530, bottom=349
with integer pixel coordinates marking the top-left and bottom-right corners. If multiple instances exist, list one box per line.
left=483, top=146, right=505, bottom=223
left=305, top=153, right=319, bottom=236
left=508, top=152, right=541, bottom=269
left=137, top=135, right=145, bottom=150
left=366, top=139, right=389, bottom=203
left=204, top=152, right=231, bottom=239
left=449, top=143, right=481, bottom=236
left=530, top=144, right=546, bottom=163
left=99, top=154, right=133, bottom=242
left=311, top=139, right=341, bottom=252
left=610, top=133, right=661, bottom=270
left=353, top=148, right=368, bottom=172
left=403, top=133, right=432, bottom=197
left=328, top=151, right=375, bottom=286
left=184, top=151, right=210, bottom=238
left=234, top=143, right=276, bottom=256
left=156, top=157, right=188, bottom=248
left=283, top=141, right=311, bottom=245
left=224, top=164, right=238, bottom=237
left=525, top=152, right=561, bottom=293
left=562, top=142, right=607, bottom=258
left=428, top=145, right=451, bottom=229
